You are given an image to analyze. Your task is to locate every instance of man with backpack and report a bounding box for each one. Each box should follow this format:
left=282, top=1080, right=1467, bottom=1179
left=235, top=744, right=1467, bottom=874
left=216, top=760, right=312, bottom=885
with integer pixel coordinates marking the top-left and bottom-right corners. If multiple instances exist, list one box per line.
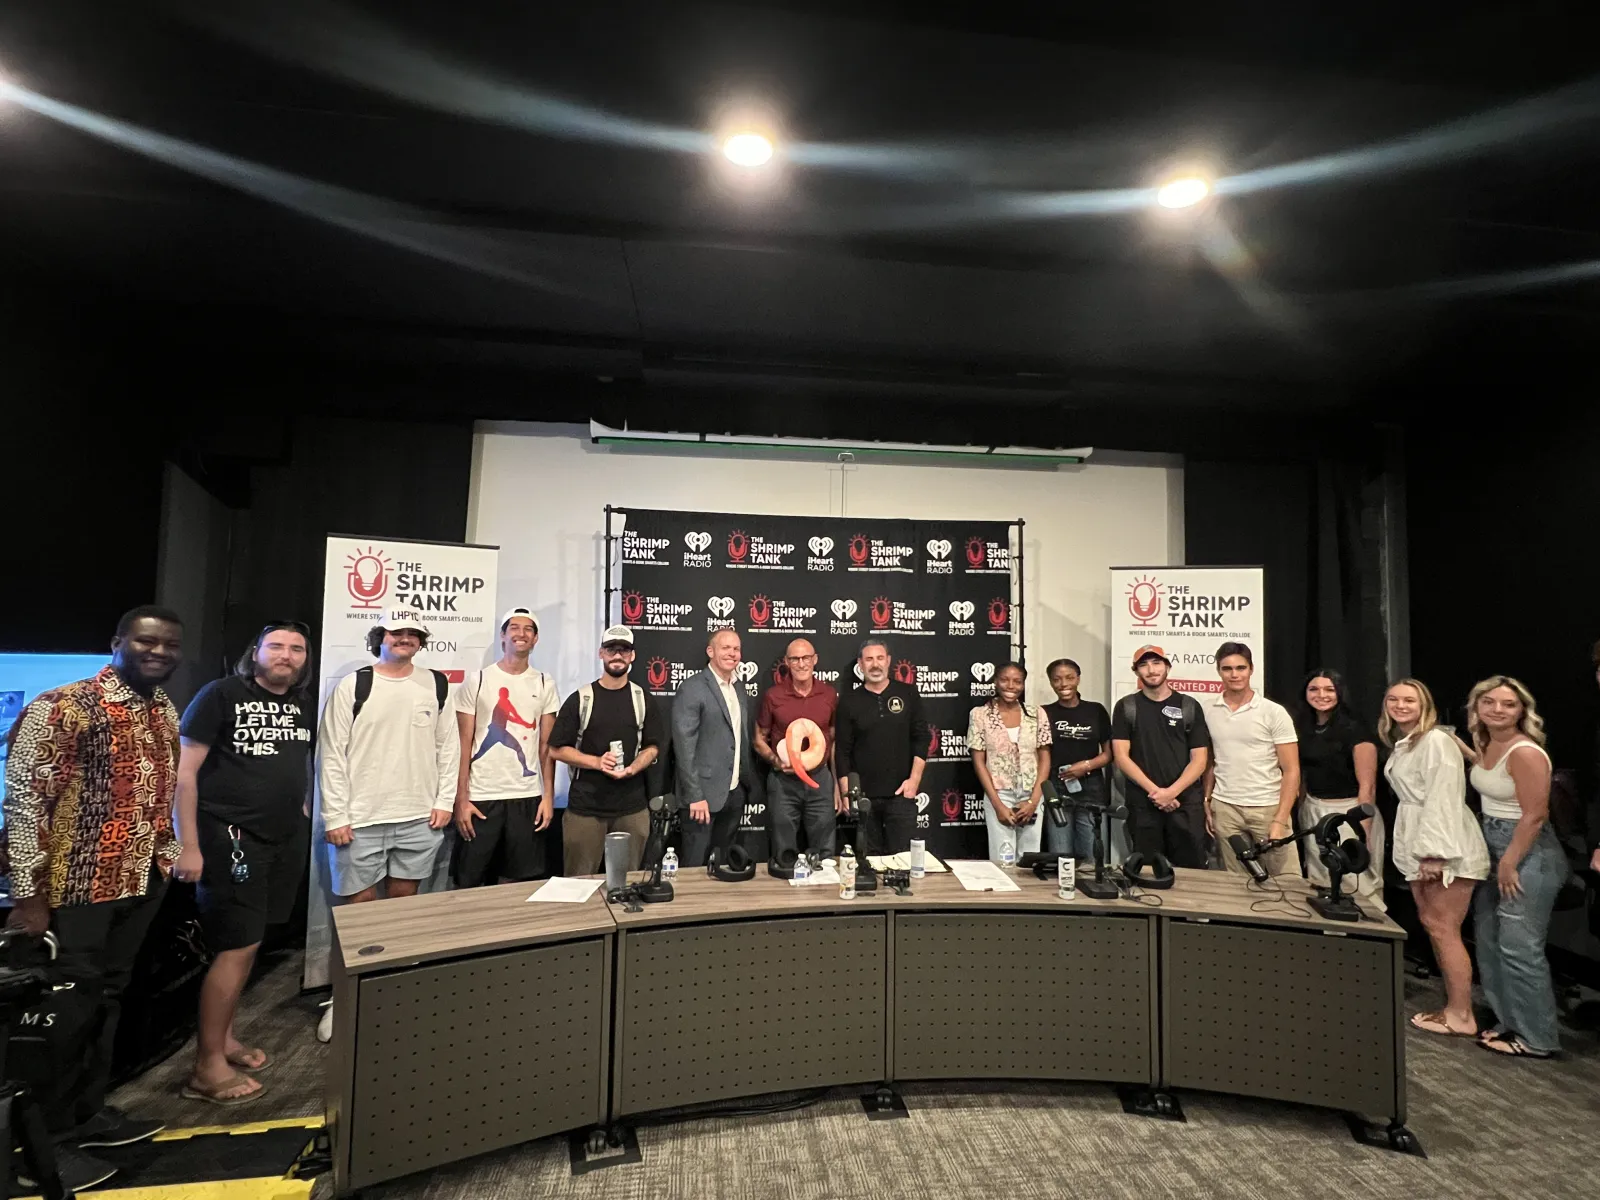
left=318, top=609, right=458, bottom=904
left=548, top=625, right=663, bottom=874
left=1110, top=645, right=1213, bottom=869
left=450, top=606, right=560, bottom=887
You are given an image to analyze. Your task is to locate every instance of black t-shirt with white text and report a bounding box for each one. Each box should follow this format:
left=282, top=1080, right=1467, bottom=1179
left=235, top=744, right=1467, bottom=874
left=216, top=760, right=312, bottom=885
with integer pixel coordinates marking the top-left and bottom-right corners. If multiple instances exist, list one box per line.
left=1109, top=691, right=1212, bottom=805
left=1044, top=699, right=1111, bottom=780
left=180, top=676, right=316, bottom=841
left=548, top=679, right=664, bottom=818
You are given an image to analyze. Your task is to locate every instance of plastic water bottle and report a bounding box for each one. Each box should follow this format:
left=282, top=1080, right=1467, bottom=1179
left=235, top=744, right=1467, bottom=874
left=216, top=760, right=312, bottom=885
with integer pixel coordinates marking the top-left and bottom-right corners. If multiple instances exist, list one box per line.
left=839, top=844, right=857, bottom=899
left=792, top=854, right=811, bottom=886
left=662, top=847, right=678, bottom=879
left=1000, top=836, right=1015, bottom=870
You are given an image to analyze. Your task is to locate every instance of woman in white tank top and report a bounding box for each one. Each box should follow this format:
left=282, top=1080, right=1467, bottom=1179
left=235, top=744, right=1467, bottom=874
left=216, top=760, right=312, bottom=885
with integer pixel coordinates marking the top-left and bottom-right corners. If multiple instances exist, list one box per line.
left=1466, top=676, right=1564, bottom=1058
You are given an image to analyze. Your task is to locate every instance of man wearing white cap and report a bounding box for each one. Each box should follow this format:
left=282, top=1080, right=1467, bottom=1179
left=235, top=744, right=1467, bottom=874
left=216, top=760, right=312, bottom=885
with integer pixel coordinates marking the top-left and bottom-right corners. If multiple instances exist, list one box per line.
left=451, top=606, right=560, bottom=886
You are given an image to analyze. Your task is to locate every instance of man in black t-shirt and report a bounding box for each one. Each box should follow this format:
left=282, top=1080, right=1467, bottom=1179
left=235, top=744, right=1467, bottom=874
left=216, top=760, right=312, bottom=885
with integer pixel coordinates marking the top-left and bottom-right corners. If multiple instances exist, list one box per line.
left=834, top=639, right=929, bottom=855
left=549, top=626, right=664, bottom=875
left=174, top=622, right=316, bottom=1104
left=1109, top=645, right=1212, bottom=869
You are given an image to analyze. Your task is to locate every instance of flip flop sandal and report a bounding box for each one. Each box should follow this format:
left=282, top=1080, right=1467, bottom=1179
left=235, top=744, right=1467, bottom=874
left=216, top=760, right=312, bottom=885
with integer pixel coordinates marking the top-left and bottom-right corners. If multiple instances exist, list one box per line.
left=1479, top=1033, right=1553, bottom=1059
left=1410, top=1009, right=1477, bottom=1038
left=227, top=1049, right=272, bottom=1073
left=180, top=1074, right=268, bottom=1106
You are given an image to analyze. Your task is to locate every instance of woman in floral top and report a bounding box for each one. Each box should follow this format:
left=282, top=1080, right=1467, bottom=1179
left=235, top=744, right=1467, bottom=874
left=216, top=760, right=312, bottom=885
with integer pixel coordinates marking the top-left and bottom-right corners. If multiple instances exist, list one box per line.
left=968, top=662, right=1052, bottom=863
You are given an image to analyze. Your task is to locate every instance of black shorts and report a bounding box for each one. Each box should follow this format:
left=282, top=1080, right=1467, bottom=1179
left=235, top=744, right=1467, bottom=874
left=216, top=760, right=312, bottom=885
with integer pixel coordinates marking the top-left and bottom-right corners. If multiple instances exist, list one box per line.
left=450, top=796, right=548, bottom=887
left=195, top=812, right=309, bottom=952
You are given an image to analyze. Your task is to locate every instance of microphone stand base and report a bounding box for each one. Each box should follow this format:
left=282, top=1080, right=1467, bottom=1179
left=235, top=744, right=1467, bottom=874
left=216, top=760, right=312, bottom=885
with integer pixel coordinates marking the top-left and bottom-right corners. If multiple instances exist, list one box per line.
left=636, top=880, right=675, bottom=904
left=1078, top=878, right=1120, bottom=900
left=1308, top=893, right=1362, bottom=922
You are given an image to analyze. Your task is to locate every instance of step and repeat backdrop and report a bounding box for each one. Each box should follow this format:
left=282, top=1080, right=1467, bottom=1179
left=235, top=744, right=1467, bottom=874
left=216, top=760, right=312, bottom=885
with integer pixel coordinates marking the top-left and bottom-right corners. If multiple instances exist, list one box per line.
left=613, top=509, right=1020, bottom=860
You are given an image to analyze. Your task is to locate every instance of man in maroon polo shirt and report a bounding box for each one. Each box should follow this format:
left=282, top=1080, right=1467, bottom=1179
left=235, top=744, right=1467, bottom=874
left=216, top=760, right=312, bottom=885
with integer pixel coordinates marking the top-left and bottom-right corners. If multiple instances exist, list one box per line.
left=753, top=638, right=840, bottom=861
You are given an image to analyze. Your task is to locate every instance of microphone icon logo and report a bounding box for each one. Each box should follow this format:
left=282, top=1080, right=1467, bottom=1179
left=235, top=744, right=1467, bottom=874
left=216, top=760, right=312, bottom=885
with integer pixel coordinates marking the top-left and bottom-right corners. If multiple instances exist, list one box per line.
left=345, top=547, right=392, bottom=610
left=1126, top=575, right=1164, bottom=628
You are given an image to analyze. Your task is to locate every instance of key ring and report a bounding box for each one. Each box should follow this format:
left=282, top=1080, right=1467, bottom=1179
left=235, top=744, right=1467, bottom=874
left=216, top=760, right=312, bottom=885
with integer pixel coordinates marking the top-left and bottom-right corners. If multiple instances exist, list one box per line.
left=229, top=824, right=250, bottom=884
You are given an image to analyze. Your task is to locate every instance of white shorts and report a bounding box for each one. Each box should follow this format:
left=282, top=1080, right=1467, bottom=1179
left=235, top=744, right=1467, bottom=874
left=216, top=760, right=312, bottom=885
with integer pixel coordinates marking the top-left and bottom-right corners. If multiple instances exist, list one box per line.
left=329, top=818, right=442, bottom=896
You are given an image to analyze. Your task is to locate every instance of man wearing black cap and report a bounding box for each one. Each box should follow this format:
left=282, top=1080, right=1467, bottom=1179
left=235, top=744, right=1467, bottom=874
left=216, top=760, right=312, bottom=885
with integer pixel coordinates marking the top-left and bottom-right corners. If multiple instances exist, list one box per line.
left=1109, top=645, right=1213, bottom=869
left=451, top=606, right=559, bottom=887
left=549, top=625, right=664, bottom=874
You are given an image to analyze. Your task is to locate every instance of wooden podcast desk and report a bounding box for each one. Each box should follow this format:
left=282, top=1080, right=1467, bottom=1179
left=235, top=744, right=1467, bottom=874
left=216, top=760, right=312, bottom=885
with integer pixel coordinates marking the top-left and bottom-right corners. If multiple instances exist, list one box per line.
left=326, top=867, right=1407, bottom=1195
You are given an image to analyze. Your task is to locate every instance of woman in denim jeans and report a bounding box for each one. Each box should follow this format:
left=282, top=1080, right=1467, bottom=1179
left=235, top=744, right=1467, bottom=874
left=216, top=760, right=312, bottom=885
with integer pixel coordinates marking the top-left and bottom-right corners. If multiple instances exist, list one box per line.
left=968, top=662, right=1051, bottom=863
left=1467, top=675, right=1564, bottom=1059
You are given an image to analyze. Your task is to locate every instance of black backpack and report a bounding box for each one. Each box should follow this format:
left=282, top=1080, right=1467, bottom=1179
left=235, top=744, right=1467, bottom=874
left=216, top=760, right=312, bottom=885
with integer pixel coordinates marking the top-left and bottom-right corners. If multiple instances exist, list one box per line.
left=1120, top=691, right=1200, bottom=736
left=350, top=665, right=449, bottom=721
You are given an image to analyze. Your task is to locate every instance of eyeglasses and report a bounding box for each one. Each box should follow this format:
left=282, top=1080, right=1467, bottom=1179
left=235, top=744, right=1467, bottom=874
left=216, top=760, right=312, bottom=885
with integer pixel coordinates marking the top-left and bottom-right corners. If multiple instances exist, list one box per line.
left=601, top=643, right=635, bottom=653
left=259, top=621, right=311, bottom=639
left=784, top=654, right=817, bottom=664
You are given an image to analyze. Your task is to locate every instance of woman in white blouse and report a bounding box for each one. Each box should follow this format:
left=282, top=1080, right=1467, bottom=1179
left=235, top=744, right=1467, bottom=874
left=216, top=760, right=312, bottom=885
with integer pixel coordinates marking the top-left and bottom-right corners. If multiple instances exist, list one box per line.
left=1466, top=676, right=1563, bottom=1058
left=1381, top=678, right=1489, bottom=1039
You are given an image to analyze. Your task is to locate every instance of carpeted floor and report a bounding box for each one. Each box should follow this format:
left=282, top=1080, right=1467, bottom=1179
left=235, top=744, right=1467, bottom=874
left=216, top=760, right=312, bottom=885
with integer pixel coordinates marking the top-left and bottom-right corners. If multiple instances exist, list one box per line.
left=110, top=954, right=1600, bottom=1200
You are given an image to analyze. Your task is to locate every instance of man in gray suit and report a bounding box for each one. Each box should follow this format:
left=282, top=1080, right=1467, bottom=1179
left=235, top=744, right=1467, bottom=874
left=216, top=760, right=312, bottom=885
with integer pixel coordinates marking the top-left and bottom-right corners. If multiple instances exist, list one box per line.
left=672, top=629, right=758, bottom=867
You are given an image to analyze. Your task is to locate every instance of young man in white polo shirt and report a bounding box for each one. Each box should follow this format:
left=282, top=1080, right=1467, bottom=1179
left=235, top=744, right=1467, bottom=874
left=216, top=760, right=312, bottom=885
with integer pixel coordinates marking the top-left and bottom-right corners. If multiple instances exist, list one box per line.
left=1205, top=641, right=1301, bottom=876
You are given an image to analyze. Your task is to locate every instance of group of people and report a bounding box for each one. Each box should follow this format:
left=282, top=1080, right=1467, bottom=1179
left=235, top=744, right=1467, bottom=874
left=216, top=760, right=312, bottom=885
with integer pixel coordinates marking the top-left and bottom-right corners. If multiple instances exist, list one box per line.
left=4, top=606, right=1595, bottom=1190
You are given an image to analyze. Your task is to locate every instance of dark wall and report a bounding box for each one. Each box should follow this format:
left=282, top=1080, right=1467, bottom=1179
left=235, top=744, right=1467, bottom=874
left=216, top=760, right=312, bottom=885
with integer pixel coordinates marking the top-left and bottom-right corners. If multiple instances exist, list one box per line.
left=1408, top=406, right=1600, bottom=769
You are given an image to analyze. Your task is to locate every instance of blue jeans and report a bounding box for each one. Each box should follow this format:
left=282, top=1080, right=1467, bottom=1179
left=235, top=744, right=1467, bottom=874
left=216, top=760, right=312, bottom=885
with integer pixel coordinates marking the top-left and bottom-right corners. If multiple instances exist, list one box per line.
left=1044, top=774, right=1104, bottom=859
left=1473, top=816, right=1566, bottom=1053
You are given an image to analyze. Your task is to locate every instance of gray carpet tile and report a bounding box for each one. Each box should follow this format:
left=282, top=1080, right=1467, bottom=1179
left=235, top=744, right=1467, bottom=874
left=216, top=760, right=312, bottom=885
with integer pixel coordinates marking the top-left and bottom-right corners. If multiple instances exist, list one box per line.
left=113, top=955, right=1600, bottom=1200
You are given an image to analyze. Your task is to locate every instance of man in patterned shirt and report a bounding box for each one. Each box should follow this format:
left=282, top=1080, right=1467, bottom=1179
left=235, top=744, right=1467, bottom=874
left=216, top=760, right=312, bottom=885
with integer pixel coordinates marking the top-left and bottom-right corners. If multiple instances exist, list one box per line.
left=3, top=605, right=184, bottom=1174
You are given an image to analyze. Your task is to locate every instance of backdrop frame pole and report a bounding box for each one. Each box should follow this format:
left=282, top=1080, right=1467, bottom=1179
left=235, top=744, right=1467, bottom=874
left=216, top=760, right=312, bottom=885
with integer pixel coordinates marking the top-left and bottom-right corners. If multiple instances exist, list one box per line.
left=1013, top=517, right=1026, bottom=666
left=604, top=505, right=616, bottom=628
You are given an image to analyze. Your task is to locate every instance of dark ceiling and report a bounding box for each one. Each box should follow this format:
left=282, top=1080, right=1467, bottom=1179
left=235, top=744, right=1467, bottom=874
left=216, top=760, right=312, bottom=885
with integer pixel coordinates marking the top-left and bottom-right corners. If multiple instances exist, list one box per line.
left=3, top=0, right=1597, bottom=436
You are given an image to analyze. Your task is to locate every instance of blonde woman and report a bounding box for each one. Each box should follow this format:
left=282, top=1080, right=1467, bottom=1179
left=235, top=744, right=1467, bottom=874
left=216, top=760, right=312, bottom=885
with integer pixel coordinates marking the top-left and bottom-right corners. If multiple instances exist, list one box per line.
left=1467, top=676, right=1563, bottom=1059
left=1381, top=678, right=1489, bottom=1038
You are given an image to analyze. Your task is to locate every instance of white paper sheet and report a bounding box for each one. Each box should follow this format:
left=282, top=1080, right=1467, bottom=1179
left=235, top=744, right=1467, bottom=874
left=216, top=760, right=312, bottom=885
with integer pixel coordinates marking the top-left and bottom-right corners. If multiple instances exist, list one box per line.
left=791, top=865, right=842, bottom=887
left=867, top=853, right=946, bottom=873
left=946, top=859, right=1022, bottom=892
left=528, top=877, right=604, bottom=903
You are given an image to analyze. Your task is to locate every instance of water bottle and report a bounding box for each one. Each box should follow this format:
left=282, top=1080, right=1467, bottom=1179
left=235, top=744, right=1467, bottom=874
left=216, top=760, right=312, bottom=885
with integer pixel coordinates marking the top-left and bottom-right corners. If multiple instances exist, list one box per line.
left=839, top=844, right=857, bottom=899
left=908, top=839, right=926, bottom=880
left=1058, top=856, right=1076, bottom=899
left=792, top=853, right=811, bottom=886
left=1000, top=835, right=1015, bottom=870
left=662, top=847, right=678, bottom=879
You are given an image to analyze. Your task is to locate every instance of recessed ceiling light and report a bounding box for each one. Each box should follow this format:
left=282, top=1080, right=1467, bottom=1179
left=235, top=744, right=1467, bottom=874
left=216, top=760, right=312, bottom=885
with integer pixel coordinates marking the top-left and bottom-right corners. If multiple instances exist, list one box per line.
left=1157, top=176, right=1210, bottom=209
left=722, top=132, right=774, bottom=167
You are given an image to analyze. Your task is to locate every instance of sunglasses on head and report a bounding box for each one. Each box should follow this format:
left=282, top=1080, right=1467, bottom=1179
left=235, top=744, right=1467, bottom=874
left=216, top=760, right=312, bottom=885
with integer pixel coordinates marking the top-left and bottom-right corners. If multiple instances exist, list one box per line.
left=259, top=621, right=312, bottom=639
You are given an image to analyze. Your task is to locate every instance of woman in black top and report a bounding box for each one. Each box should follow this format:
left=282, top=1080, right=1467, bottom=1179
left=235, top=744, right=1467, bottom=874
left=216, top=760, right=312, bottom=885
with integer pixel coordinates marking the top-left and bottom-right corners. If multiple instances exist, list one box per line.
left=1294, top=668, right=1385, bottom=911
left=1042, top=658, right=1112, bottom=860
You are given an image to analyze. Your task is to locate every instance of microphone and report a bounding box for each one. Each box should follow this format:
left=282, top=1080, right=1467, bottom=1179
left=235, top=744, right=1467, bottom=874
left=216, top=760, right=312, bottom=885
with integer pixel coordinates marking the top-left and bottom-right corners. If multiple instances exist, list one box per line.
left=648, top=791, right=678, bottom=814
left=1228, top=833, right=1271, bottom=883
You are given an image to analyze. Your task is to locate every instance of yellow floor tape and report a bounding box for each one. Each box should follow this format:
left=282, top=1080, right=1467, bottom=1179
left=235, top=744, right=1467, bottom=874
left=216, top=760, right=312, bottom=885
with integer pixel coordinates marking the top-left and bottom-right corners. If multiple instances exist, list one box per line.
left=153, top=1116, right=324, bottom=1141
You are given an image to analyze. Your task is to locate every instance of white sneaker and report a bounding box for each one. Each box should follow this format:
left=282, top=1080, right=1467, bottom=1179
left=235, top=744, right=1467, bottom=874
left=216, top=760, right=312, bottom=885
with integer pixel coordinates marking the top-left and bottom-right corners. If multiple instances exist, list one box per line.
left=317, top=1002, right=334, bottom=1043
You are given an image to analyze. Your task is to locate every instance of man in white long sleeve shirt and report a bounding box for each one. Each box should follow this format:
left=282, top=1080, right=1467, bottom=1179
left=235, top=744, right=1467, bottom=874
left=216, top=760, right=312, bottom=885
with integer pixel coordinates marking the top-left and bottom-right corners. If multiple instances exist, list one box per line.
left=319, top=610, right=458, bottom=904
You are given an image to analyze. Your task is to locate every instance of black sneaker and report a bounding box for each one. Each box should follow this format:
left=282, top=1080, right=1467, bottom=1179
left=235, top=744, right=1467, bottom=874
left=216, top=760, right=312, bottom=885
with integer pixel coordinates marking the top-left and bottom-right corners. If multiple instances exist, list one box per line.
left=13, top=1143, right=119, bottom=1193
left=71, top=1105, right=166, bottom=1148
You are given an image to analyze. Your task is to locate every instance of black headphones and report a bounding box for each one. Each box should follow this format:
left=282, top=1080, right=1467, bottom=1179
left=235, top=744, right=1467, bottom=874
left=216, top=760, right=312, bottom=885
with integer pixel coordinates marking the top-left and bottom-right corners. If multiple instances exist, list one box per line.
left=1315, top=812, right=1371, bottom=877
left=707, top=844, right=756, bottom=882
left=767, top=847, right=799, bottom=880
left=1121, top=852, right=1175, bottom=889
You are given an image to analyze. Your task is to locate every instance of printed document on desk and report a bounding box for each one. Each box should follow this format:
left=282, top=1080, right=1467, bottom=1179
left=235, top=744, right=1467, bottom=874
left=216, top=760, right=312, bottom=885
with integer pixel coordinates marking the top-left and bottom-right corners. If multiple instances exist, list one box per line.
left=946, top=860, right=1021, bottom=892
left=868, top=853, right=946, bottom=872
left=528, top=877, right=604, bottom=903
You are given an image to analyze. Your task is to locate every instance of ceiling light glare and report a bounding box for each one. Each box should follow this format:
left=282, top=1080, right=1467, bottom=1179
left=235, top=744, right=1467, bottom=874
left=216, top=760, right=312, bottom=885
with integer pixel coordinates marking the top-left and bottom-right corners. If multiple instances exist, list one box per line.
left=722, top=131, right=774, bottom=167
left=1157, top=176, right=1210, bottom=209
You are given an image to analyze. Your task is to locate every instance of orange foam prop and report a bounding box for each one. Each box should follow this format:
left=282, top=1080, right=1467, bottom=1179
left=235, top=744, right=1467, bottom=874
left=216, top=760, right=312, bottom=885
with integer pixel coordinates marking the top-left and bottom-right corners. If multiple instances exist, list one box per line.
left=783, top=717, right=827, bottom=789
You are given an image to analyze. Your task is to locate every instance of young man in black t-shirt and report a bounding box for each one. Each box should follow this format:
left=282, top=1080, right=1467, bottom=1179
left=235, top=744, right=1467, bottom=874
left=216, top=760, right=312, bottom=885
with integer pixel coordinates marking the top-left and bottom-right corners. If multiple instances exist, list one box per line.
left=174, top=622, right=316, bottom=1104
left=1109, top=645, right=1212, bottom=869
left=548, top=626, right=664, bottom=874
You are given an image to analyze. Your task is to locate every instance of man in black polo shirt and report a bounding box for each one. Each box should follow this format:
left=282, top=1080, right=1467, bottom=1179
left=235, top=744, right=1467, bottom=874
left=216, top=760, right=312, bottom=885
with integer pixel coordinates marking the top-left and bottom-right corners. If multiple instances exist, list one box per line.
left=834, top=638, right=928, bottom=855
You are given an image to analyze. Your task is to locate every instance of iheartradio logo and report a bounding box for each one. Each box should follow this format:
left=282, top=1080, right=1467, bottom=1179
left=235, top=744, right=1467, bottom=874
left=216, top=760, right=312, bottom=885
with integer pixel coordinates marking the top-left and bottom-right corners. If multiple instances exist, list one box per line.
left=831, top=599, right=857, bottom=620
left=1127, top=574, right=1163, bottom=627
left=926, top=539, right=952, bottom=560
left=707, top=596, right=735, bottom=618
left=808, top=536, right=834, bottom=557
left=949, top=600, right=975, bottom=622
left=916, top=793, right=930, bottom=814
left=684, top=530, right=712, bottom=553
left=971, top=662, right=996, bottom=683
left=735, top=661, right=760, bottom=683
left=870, top=596, right=892, bottom=629
left=345, top=545, right=391, bottom=610
left=853, top=663, right=864, bottom=680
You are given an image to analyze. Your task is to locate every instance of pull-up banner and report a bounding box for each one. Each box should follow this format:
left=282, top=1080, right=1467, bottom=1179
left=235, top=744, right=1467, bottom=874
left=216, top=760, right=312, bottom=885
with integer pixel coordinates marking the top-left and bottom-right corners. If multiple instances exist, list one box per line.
left=616, top=509, right=1018, bottom=861
left=1110, top=565, right=1266, bottom=695
left=303, top=534, right=500, bottom=989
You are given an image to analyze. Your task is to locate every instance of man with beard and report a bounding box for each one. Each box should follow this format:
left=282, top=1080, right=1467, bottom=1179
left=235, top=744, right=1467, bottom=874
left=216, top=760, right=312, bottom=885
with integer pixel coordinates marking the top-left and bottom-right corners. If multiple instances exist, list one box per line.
left=1110, top=645, right=1213, bottom=869
left=548, top=625, right=663, bottom=874
left=3, top=605, right=185, bottom=1190
left=834, top=638, right=928, bottom=855
left=173, top=622, right=316, bottom=1104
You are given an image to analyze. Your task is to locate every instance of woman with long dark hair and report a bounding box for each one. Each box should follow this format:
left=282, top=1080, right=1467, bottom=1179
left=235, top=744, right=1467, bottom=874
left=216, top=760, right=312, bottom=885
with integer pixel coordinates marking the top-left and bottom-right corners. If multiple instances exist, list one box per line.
left=1042, top=658, right=1111, bottom=861
left=1294, top=669, right=1385, bottom=911
left=1466, top=675, right=1563, bottom=1059
left=968, top=661, right=1051, bottom=864
left=1382, top=678, right=1488, bottom=1039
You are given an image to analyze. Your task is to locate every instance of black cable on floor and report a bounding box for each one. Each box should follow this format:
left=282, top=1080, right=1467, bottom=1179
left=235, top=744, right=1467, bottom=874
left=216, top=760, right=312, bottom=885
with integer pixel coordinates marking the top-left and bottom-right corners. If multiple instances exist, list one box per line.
left=627, top=1088, right=831, bottom=1127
